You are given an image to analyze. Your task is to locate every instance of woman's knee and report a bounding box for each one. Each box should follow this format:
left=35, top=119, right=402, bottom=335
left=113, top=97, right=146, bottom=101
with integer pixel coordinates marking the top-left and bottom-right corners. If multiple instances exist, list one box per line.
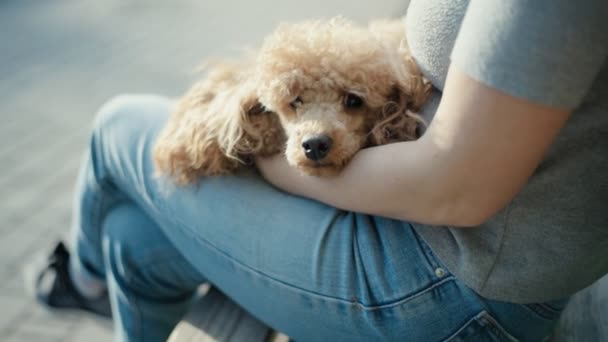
left=88, top=94, right=173, bottom=175
left=93, top=94, right=172, bottom=136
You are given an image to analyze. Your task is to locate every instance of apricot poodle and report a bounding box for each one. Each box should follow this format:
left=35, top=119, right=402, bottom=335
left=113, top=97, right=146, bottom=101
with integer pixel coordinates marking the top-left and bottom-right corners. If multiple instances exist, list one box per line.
left=154, top=17, right=430, bottom=184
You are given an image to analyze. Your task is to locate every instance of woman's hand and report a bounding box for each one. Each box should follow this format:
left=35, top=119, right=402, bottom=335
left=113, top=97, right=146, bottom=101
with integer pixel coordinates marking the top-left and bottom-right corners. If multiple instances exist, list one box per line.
left=257, top=65, right=572, bottom=227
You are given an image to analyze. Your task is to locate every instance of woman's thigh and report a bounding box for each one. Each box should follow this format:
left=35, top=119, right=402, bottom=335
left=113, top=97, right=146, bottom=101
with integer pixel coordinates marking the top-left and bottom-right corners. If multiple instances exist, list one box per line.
left=94, top=95, right=517, bottom=341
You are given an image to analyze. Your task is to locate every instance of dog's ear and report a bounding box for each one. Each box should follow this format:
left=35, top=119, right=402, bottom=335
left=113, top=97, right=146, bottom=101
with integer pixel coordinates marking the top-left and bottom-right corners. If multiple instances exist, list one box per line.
left=153, top=62, right=284, bottom=184
left=367, top=66, right=431, bottom=146
left=367, top=85, right=417, bottom=146
left=368, top=21, right=431, bottom=145
left=237, top=101, right=286, bottom=159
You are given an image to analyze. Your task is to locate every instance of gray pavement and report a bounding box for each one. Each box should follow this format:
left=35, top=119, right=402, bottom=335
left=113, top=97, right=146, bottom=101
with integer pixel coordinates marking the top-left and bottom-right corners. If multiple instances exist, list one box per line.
left=0, top=0, right=406, bottom=340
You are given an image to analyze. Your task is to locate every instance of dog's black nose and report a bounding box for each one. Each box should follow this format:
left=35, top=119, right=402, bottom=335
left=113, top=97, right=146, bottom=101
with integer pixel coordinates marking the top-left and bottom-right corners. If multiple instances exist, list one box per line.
left=302, top=135, right=333, bottom=161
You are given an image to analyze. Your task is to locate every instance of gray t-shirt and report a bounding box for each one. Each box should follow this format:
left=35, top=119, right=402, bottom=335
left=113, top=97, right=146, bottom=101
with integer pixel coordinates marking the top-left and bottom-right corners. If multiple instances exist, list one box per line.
left=405, top=0, right=608, bottom=303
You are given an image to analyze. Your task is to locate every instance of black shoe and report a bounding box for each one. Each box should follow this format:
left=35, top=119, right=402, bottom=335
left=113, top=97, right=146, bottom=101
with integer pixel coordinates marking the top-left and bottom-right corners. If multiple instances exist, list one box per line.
left=25, top=241, right=112, bottom=318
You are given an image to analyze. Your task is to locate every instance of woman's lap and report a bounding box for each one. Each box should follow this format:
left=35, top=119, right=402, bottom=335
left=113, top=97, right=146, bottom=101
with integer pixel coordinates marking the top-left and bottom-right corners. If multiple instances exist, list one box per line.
left=73, top=94, right=558, bottom=341
left=86, top=95, right=439, bottom=300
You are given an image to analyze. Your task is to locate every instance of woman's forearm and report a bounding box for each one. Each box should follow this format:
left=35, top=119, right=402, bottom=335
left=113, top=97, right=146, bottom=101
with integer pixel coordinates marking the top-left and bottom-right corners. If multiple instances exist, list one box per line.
left=258, top=66, right=571, bottom=227
left=259, top=138, right=474, bottom=226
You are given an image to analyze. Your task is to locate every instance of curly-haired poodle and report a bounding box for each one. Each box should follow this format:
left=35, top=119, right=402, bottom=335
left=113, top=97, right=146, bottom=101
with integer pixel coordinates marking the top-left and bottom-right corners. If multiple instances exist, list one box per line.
left=154, top=17, right=430, bottom=184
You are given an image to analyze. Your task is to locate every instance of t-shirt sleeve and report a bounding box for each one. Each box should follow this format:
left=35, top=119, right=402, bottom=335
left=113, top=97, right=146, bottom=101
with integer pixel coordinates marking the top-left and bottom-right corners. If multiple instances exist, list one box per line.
left=451, top=0, right=608, bottom=110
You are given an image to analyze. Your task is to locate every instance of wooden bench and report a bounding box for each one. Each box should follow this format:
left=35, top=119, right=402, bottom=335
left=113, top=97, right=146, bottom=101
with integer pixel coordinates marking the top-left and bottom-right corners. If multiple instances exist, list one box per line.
left=168, top=286, right=289, bottom=342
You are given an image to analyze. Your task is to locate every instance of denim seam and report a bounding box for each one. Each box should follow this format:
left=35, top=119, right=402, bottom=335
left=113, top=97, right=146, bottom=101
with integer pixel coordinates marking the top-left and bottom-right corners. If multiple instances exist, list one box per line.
left=521, top=303, right=562, bottom=321
left=477, top=311, right=519, bottom=342
left=442, top=311, right=483, bottom=342
left=534, top=302, right=562, bottom=313
left=166, top=210, right=455, bottom=311
left=126, top=248, right=193, bottom=270
left=411, top=226, right=442, bottom=274
left=360, top=277, right=455, bottom=311
left=134, top=288, right=144, bottom=342
left=83, top=183, right=108, bottom=277
left=119, top=252, right=201, bottom=300
left=442, top=311, right=518, bottom=342
left=104, top=241, right=143, bottom=342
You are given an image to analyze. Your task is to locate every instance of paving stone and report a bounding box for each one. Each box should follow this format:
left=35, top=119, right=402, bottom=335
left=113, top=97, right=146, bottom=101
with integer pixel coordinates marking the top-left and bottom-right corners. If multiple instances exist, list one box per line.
left=16, top=305, right=83, bottom=336
left=0, top=229, right=44, bottom=271
left=0, top=294, right=29, bottom=333
left=0, top=155, right=80, bottom=219
left=0, top=131, right=85, bottom=190
left=1, top=271, right=28, bottom=297
left=64, top=317, right=114, bottom=342
left=4, top=329, right=65, bottom=342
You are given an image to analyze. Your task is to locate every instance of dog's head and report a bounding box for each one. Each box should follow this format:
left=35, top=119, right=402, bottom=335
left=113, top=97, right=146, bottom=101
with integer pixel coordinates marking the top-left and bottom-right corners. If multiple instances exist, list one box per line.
left=254, top=18, right=430, bottom=176
left=153, top=18, right=430, bottom=183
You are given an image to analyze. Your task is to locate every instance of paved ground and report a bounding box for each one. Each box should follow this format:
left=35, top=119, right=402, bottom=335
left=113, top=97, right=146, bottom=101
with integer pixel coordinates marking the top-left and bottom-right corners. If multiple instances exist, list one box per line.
left=0, top=1, right=407, bottom=341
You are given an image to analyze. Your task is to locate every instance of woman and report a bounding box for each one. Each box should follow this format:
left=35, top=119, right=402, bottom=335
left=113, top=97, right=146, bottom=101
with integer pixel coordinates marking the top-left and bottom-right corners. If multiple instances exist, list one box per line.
left=31, top=0, right=607, bottom=341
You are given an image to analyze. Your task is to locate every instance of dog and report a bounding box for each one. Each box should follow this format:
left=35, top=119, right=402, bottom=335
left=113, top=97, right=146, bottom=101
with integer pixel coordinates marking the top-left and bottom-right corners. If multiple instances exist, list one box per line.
left=153, top=17, right=430, bottom=184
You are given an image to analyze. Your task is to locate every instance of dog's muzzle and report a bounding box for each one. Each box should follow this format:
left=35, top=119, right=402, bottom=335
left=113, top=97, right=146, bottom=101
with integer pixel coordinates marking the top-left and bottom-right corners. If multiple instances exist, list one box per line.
left=302, top=135, right=333, bottom=161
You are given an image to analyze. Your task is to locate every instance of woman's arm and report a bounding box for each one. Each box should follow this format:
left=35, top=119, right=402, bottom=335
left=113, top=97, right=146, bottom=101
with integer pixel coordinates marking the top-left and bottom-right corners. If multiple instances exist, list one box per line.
left=257, top=65, right=571, bottom=227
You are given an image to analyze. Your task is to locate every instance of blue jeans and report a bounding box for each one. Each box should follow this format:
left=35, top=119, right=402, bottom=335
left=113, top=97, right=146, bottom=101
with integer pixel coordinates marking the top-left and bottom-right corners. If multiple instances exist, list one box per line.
left=70, top=95, right=564, bottom=342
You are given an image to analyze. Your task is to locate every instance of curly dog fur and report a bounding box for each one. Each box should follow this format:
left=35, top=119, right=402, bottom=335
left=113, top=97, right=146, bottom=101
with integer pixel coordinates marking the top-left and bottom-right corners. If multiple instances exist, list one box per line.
left=154, top=17, right=430, bottom=184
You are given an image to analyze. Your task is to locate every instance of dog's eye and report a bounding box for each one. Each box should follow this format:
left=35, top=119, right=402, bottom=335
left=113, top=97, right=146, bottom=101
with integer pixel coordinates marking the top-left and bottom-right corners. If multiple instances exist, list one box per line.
left=289, top=96, right=303, bottom=110
left=344, top=93, right=364, bottom=109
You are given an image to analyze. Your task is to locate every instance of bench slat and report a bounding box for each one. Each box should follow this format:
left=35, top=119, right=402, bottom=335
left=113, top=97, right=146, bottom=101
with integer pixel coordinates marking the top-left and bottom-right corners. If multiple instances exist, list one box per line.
left=168, top=287, right=273, bottom=342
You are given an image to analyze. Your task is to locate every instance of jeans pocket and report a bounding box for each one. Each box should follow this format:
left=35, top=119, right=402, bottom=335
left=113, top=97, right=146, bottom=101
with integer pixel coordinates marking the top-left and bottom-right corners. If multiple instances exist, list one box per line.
left=445, top=311, right=519, bottom=342
left=411, top=226, right=452, bottom=278
left=522, top=299, right=568, bottom=321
